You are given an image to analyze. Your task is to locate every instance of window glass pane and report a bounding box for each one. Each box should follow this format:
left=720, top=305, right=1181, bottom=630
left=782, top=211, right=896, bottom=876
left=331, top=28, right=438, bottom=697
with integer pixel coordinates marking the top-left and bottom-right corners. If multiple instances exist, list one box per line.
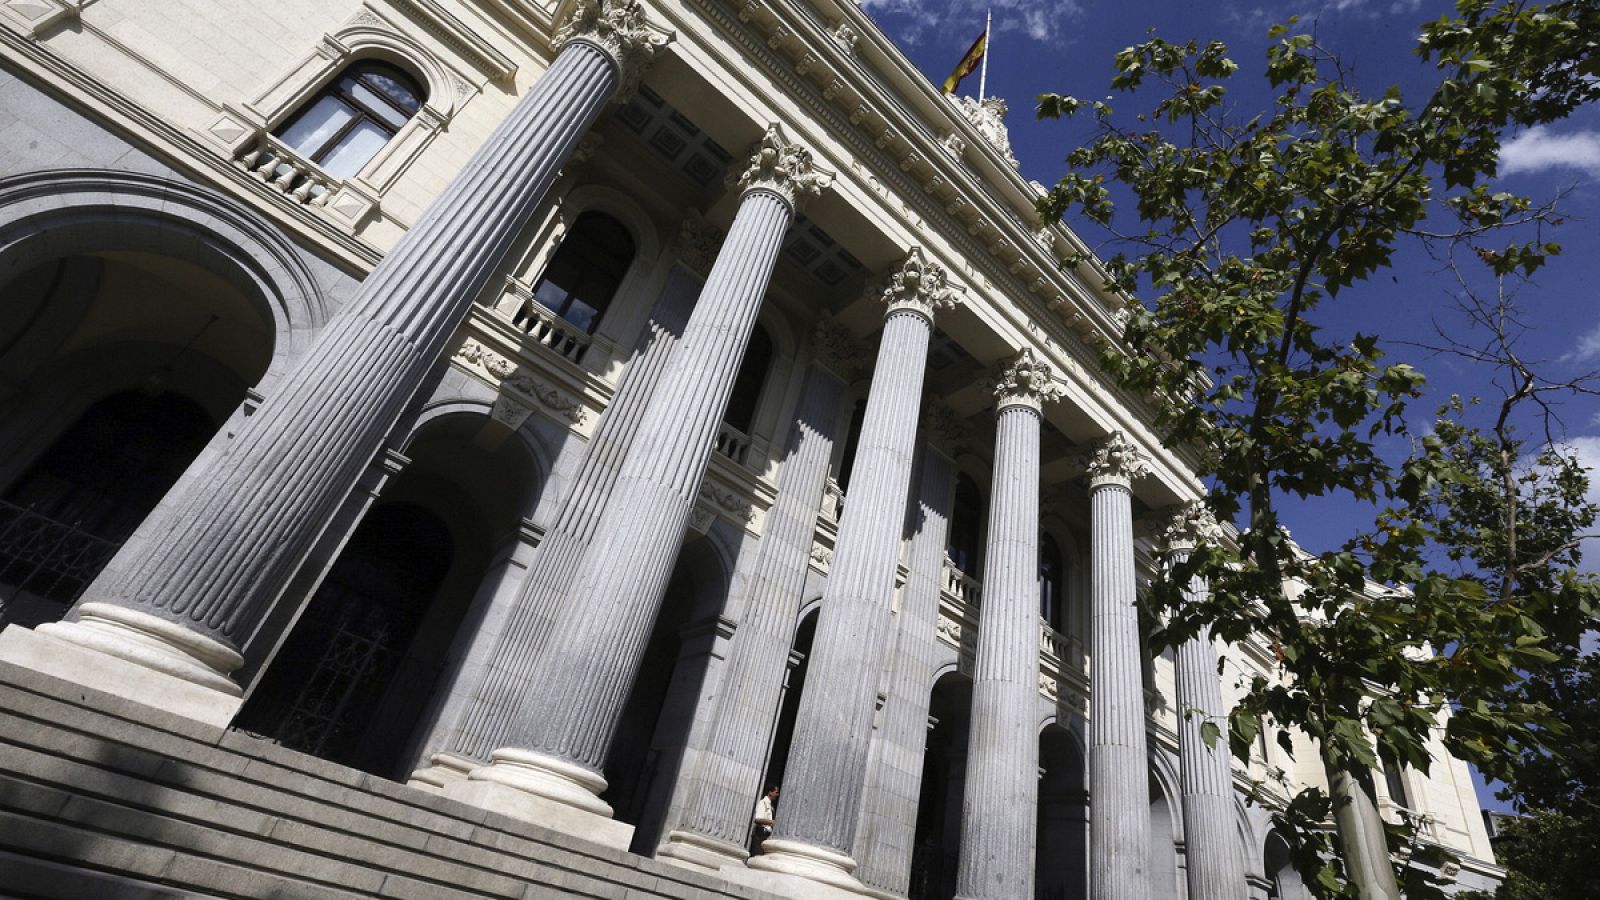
left=350, top=82, right=410, bottom=130
left=276, top=95, right=356, bottom=158
left=359, top=66, right=424, bottom=114
left=562, top=299, right=600, bottom=333
left=318, top=118, right=389, bottom=179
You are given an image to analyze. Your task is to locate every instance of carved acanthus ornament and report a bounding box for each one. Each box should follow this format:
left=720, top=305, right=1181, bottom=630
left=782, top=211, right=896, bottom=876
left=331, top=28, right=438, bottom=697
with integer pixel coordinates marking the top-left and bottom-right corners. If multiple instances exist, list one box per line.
left=698, top=482, right=756, bottom=524
left=809, top=318, right=863, bottom=378
left=992, top=348, right=1066, bottom=413
left=730, top=123, right=834, bottom=211
left=1082, top=431, right=1151, bottom=488
left=950, top=95, right=1019, bottom=168
left=673, top=208, right=724, bottom=273
left=1155, top=500, right=1222, bottom=553
left=454, top=339, right=588, bottom=424
left=552, top=0, right=673, bottom=95
left=876, top=247, right=964, bottom=322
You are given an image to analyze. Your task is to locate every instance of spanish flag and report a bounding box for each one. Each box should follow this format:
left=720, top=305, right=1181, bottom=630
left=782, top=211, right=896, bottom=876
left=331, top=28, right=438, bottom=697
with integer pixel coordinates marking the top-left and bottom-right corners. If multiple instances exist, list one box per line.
left=941, top=26, right=988, bottom=95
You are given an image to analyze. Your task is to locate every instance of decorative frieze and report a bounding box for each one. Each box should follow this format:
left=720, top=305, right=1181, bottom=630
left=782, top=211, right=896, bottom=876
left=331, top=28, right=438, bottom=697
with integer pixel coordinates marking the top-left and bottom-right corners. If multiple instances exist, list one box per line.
left=729, top=123, right=834, bottom=211
left=673, top=208, right=724, bottom=274
left=809, top=317, right=864, bottom=379
left=453, top=338, right=588, bottom=424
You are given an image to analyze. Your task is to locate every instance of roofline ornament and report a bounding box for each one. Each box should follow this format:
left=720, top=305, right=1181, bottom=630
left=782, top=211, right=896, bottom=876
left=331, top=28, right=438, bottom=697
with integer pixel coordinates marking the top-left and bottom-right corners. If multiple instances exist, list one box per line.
left=552, top=0, right=673, bottom=96
left=730, top=123, right=834, bottom=212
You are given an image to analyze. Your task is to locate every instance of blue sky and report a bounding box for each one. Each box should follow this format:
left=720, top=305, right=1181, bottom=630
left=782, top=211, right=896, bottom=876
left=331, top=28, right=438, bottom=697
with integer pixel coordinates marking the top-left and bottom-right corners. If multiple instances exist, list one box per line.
left=862, top=0, right=1600, bottom=817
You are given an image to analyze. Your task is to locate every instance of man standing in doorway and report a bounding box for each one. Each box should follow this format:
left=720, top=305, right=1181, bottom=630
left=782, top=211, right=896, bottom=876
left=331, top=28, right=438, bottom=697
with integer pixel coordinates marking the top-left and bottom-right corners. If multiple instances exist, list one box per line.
left=751, top=784, right=779, bottom=855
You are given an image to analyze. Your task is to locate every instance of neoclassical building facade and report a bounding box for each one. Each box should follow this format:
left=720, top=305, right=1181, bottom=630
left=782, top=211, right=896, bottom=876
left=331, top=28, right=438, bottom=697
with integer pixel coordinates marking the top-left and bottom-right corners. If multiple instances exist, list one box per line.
left=0, top=0, right=1500, bottom=897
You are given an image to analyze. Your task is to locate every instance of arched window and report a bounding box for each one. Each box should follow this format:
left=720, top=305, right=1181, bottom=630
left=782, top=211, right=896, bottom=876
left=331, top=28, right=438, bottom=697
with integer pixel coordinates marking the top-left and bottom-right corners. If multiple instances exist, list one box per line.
left=275, top=60, right=425, bottom=180
left=1039, top=534, right=1065, bottom=631
left=948, top=473, right=983, bottom=578
left=522, top=212, right=636, bottom=334
left=724, top=324, right=773, bottom=433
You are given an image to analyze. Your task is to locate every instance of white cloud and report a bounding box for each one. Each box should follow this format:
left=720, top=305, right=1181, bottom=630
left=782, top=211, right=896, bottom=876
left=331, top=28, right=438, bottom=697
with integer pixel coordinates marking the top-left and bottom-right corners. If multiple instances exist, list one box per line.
left=861, top=0, right=1080, bottom=47
left=1556, top=435, right=1600, bottom=572
left=1499, top=126, right=1600, bottom=178
left=1563, top=322, right=1600, bottom=366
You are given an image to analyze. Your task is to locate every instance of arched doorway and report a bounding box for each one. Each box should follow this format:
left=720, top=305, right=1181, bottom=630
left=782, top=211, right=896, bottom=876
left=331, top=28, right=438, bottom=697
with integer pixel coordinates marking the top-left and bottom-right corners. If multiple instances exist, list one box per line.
left=1036, top=725, right=1088, bottom=900
left=0, top=249, right=274, bottom=628
left=236, top=413, right=539, bottom=779
left=604, top=534, right=729, bottom=854
left=910, top=672, right=973, bottom=900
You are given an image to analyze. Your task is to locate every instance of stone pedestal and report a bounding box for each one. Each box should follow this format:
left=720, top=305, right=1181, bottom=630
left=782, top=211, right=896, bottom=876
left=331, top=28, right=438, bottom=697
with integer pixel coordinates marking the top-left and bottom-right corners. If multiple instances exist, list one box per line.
left=955, top=350, right=1062, bottom=900
left=1087, top=432, right=1153, bottom=900
left=451, top=125, right=832, bottom=835
left=750, top=250, right=962, bottom=897
left=0, top=1, right=671, bottom=724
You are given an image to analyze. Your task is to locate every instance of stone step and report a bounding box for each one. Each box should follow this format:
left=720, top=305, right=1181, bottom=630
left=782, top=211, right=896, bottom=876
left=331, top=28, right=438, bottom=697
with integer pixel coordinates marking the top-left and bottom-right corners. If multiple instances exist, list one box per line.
left=0, top=661, right=775, bottom=900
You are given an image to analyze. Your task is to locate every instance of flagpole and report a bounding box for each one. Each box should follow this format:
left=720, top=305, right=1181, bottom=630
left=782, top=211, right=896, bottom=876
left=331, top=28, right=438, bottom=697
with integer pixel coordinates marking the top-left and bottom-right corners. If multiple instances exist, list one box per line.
left=976, top=7, right=991, bottom=99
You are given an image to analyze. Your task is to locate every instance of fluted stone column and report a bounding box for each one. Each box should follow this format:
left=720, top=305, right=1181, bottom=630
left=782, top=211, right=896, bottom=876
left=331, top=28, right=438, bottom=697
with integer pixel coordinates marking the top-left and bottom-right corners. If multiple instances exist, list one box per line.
left=656, top=331, right=852, bottom=872
left=443, top=124, right=832, bottom=846
left=0, top=0, right=672, bottom=727
left=1088, top=432, right=1154, bottom=900
left=741, top=250, right=963, bottom=896
left=956, top=350, right=1064, bottom=900
left=417, top=251, right=706, bottom=778
left=1160, top=502, right=1249, bottom=900
left=852, top=441, right=955, bottom=895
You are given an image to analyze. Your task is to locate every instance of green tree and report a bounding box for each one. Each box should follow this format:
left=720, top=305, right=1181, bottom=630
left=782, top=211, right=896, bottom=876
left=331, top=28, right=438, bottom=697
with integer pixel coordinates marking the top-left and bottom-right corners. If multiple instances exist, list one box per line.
left=1034, top=1, right=1600, bottom=895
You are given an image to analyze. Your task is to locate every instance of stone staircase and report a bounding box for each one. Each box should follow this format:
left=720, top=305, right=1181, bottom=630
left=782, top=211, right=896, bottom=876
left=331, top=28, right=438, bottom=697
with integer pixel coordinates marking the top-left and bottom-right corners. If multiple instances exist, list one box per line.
left=0, top=661, right=778, bottom=900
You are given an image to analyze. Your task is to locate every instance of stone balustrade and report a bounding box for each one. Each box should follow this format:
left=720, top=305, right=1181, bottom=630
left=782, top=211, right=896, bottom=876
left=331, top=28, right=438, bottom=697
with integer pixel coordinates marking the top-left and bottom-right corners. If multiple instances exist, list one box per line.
left=234, top=132, right=338, bottom=207
left=713, top=422, right=753, bottom=465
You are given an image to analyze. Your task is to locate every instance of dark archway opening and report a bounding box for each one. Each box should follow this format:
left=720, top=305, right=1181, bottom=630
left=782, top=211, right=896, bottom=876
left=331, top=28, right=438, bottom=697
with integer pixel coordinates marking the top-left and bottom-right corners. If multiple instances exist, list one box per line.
left=0, top=390, right=214, bottom=626
left=0, top=249, right=274, bottom=629
left=237, top=503, right=452, bottom=775
left=605, top=536, right=727, bottom=855
left=910, top=673, right=972, bottom=900
left=1036, top=725, right=1088, bottom=900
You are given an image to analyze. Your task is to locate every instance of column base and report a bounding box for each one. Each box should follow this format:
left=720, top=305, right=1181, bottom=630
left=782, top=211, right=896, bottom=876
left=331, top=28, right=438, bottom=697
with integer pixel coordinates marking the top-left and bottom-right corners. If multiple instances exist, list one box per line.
left=442, top=748, right=633, bottom=850
left=0, top=613, right=243, bottom=729
left=723, top=839, right=874, bottom=899
left=406, top=752, right=476, bottom=794
left=655, top=829, right=749, bottom=874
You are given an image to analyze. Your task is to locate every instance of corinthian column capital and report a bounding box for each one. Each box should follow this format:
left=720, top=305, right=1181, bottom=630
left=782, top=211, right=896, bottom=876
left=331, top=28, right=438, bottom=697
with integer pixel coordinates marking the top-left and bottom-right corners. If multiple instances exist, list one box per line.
left=553, top=0, right=673, bottom=93
left=730, top=123, right=835, bottom=212
left=876, top=247, right=964, bottom=323
left=1083, top=431, right=1151, bottom=489
left=991, top=347, right=1065, bottom=413
left=1154, top=500, right=1222, bottom=553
